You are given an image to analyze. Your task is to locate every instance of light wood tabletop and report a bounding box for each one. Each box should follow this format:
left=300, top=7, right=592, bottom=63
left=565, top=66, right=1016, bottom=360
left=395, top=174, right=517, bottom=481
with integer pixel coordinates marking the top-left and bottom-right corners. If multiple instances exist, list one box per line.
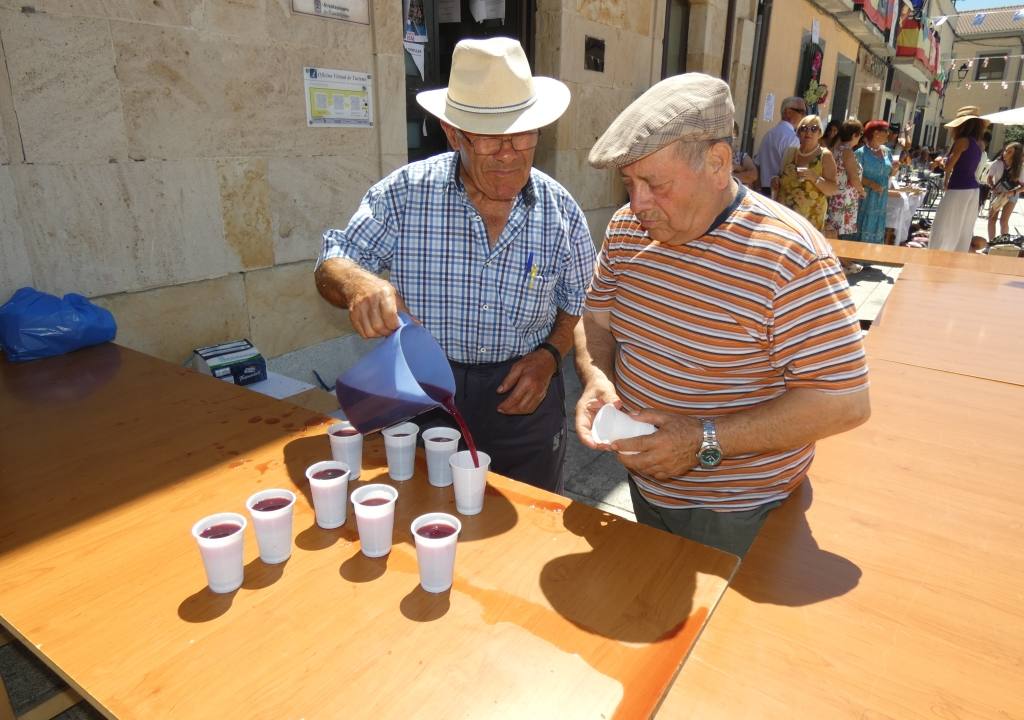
left=0, top=344, right=737, bottom=720
left=660, top=358, right=1024, bottom=718
left=865, top=263, right=1024, bottom=386
left=829, top=239, right=1024, bottom=276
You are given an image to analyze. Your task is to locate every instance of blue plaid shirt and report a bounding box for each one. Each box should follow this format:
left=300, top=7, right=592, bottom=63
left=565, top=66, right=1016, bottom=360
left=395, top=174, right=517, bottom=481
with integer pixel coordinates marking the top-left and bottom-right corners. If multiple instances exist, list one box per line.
left=318, top=152, right=596, bottom=364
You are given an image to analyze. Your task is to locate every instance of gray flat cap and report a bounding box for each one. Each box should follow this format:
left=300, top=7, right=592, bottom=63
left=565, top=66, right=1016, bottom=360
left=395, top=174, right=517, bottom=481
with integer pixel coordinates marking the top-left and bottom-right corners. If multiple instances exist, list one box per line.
left=589, top=73, right=735, bottom=168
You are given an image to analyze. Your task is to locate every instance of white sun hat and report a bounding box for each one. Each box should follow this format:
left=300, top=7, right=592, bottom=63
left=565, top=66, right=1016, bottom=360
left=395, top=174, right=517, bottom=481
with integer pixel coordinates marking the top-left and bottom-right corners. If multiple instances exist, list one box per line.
left=415, top=37, right=570, bottom=135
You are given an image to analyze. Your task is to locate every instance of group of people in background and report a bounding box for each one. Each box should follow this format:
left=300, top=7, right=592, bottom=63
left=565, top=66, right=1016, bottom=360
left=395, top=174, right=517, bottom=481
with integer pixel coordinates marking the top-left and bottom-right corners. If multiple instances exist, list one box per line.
left=743, top=98, right=1024, bottom=255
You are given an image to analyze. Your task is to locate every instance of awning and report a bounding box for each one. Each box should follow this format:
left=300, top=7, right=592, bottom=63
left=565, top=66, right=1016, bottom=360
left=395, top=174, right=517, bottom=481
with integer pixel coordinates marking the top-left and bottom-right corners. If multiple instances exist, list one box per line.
left=982, top=107, right=1024, bottom=124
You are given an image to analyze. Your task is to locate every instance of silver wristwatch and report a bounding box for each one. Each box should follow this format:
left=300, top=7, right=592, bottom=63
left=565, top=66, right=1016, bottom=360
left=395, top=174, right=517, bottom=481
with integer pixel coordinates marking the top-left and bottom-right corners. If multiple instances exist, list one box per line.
left=697, top=418, right=723, bottom=468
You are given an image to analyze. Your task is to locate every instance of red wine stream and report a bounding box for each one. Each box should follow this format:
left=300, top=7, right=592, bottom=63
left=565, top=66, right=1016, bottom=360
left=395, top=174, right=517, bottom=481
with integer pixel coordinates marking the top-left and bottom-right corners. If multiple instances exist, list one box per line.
left=442, top=398, right=479, bottom=468
left=416, top=383, right=478, bottom=467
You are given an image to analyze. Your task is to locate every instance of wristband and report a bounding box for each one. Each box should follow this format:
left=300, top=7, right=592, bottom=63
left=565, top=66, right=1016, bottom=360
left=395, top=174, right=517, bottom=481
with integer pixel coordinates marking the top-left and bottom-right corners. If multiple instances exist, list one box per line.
left=536, top=342, right=561, bottom=369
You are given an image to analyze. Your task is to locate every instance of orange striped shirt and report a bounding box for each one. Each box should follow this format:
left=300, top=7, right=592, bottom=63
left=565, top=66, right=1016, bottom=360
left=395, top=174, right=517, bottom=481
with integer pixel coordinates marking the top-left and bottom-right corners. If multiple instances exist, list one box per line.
left=586, top=187, right=869, bottom=511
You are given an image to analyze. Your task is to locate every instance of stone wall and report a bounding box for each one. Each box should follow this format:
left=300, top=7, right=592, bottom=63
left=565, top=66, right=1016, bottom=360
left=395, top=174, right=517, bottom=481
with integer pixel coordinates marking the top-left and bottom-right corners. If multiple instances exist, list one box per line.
left=0, top=0, right=405, bottom=362
left=534, top=0, right=757, bottom=243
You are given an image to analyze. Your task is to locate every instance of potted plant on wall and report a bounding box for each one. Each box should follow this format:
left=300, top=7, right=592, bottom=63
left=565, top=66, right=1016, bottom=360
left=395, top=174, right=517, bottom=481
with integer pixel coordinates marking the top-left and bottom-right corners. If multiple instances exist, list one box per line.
left=797, top=42, right=828, bottom=114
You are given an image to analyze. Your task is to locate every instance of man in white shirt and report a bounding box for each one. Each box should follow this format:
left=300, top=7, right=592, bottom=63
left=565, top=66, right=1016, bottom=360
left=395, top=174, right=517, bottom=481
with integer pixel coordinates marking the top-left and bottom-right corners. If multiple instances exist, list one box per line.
left=754, top=96, right=806, bottom=194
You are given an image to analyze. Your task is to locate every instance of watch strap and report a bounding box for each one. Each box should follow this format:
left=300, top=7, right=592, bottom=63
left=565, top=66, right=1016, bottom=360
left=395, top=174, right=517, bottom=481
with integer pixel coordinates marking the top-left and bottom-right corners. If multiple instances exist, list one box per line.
left=701, top=417, right=718, bottom=443
left=537, top=342, right=562, bottom=368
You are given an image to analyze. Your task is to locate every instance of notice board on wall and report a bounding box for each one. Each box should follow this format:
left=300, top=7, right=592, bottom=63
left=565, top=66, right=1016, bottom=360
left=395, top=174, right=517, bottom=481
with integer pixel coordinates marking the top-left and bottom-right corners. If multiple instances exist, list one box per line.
left=292, top=0, right=369, bottom=25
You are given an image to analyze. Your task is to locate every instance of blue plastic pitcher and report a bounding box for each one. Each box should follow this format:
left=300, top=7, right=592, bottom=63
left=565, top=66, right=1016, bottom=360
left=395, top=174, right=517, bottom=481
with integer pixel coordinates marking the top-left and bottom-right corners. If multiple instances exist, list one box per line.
left=335, top=313, right=456, bottom=434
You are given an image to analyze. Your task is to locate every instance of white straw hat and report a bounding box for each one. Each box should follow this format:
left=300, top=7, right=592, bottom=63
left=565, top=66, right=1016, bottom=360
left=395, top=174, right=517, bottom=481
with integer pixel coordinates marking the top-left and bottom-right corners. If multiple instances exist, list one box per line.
left=416, top=37, right=570, bottom=135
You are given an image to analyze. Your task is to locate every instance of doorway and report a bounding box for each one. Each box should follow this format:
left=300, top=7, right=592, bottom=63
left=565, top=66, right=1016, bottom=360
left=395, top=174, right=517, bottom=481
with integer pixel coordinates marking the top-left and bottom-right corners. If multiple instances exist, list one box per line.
left=831, top=54, right=855, bottom=124
left=404, top=0, right=535, bottom=162
left=661, top=0, right=690, bottom=77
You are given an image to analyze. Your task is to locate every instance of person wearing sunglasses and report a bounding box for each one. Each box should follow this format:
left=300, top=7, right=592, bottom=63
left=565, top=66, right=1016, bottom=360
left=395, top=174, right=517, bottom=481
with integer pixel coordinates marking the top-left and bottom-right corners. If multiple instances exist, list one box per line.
left=772, top=115, right=838, bottom=232
left=315, top=38, right=597, bottom=494
left=753, top=97, right=806, bottom=197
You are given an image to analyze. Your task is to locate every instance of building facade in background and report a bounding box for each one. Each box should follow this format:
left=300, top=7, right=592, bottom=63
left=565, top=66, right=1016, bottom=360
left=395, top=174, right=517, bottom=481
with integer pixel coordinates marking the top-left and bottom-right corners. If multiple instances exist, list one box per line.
left=1, top=0, right=1019, bottom=365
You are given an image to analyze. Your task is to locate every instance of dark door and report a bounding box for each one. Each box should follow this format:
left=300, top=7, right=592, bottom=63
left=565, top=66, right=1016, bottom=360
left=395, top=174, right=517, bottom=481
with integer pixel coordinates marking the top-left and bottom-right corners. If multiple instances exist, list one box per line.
left=661, top=0, right=690, bottom=77
left=404, top=0, right=535, bottom=162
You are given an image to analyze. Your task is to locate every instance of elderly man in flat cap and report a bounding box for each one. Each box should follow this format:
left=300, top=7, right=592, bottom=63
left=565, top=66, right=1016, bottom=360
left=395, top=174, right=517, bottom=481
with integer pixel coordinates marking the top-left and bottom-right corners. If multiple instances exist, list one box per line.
left=573, top=73, right=871, bottom=556
left=315, top=37, right=596, bottom=493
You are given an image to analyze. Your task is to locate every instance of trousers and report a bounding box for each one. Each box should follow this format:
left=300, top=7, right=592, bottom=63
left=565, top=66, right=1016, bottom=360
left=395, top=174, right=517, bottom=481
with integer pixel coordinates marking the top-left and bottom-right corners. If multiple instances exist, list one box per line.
left=628, top=478, right=782, bottom=558
left=416, top=357, right=568, bottom=494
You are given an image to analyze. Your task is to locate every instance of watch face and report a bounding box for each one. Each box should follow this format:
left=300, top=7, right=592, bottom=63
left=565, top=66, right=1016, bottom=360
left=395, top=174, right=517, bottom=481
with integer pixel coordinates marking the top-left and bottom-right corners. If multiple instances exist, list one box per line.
left=699, top=446, right=723, bottom=467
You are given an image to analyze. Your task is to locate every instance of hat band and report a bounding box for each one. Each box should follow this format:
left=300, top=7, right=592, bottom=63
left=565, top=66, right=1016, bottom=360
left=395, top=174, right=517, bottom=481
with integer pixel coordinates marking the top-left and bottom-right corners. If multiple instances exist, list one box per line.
left=446, top=92, right=537, bottom=115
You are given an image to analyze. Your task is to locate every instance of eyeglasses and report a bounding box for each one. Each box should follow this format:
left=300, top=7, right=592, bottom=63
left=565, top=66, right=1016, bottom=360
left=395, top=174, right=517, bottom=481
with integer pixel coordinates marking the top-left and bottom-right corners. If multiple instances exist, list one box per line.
left=798, top=126, right=822, bottom=134
left=788, top=106, right=807, bottom=116
left=457, top=130, right=540, bottom=155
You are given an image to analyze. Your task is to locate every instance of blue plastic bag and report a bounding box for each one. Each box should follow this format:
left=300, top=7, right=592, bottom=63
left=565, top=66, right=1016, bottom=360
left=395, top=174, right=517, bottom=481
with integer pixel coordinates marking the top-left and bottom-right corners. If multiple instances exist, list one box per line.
left=0, top=287, right=117, bottom=362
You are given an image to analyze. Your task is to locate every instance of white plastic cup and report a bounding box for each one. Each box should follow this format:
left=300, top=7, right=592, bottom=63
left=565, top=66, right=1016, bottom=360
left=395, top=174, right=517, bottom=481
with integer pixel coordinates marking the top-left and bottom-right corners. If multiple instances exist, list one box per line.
left=327, top=421, right=363, bottom=480
left=351, top=483, right=399, bottom=558
left=245, top=489, right=297, bottom=564
left=191, top=512, right=247, bottom=593
left=590, top=403, right=656, bottom=455
left=382, top=422, right=419, bottom=481
left=305, top=460, right=351, bottom=529
left=411, top=512, right=462, bottom=593
left=450, top=450, right=491, bottom=516
left=421, top=427, right=461, bottom=487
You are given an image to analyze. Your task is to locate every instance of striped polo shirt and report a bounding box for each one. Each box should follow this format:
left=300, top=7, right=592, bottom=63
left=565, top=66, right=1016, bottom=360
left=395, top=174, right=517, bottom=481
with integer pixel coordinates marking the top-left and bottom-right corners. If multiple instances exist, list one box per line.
left=586, top=186, right=868, bottom=511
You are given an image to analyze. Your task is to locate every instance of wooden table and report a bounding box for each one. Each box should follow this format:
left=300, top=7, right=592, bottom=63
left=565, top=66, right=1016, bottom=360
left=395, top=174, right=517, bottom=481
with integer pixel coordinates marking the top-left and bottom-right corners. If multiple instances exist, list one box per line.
left=658, top=246, right=1024, bottom=718
left=830, top=238, right=1024, bottom=276
left=866, top=263, right=1024, bottom=386
left=660, top=359, right=1024, bottom=718
left=0, top=345, right=737, bottom=719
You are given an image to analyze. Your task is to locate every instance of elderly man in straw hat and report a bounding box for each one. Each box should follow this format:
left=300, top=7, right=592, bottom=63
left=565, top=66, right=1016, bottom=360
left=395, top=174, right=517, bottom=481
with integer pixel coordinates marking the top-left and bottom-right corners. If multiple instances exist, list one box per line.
left=315, top=37, right=596, bottom=493
left=573, top=73, right=871, bottom=556
left=930, top=105, right=988, bottom=252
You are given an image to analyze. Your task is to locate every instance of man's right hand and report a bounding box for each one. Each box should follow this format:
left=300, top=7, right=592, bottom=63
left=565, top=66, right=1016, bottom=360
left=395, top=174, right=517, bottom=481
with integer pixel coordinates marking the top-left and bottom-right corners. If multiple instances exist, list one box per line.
left=575, top=376, right=620, bottom=449
left=345, top=274, right=408, bottom=339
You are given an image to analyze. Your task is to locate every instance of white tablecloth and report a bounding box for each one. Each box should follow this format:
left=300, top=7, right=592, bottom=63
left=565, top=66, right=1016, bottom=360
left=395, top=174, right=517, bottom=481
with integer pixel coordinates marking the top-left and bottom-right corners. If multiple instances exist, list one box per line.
left=885, top=191, right=925, bottom=244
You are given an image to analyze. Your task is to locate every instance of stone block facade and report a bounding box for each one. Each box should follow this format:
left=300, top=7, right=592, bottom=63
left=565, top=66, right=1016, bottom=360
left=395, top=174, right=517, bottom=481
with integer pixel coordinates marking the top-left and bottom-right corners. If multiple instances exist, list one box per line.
left=1, top=0, right=754, bottom=364
left=0, top=1, right=401, bottom=364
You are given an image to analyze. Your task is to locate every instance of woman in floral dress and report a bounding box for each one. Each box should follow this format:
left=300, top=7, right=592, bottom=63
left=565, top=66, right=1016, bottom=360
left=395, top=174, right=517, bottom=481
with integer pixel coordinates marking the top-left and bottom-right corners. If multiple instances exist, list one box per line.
left=826, top=119, right=865, bottom=239
left=773, top=115, right=838, bottom=230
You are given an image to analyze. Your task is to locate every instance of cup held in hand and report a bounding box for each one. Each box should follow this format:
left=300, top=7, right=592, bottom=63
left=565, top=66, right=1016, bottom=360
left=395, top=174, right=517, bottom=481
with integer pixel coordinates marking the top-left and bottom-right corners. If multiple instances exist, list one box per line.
left=590, top=403, right=656, bottom=454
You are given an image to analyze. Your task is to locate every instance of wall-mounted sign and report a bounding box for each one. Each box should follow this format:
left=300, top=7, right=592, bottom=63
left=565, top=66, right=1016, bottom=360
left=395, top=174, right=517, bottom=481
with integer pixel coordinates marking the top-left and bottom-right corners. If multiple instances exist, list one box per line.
left=303, top=67, right=373, bottom=127
left=292, top=0, right=369, bottom=25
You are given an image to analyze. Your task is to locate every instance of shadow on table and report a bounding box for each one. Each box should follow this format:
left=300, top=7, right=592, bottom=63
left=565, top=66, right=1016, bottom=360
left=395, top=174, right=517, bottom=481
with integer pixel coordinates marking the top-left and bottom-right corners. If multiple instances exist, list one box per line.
left=729, top=480, right=862, bottom=607
left=538, top=501, right=733, bottom=644
left=177, top=557, right=292, bottom=623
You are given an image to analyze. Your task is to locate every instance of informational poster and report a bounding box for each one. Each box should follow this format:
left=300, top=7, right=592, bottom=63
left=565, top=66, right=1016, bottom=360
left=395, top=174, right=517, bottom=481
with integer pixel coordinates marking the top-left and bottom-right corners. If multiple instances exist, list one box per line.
left=438, top=0, right=461, bottom=23
left=811, top=19, right=820, bottom=44
left=763, top=92, right=776, bottom=121
left=303, top=67, right=373, bottom=127
left=404, top=0, right=428, bottom=42
left=291, top=0, right=369, bottom=25
left=470, top=0, right=504, bottom=22
left=404, top=41, right=425, bottom=80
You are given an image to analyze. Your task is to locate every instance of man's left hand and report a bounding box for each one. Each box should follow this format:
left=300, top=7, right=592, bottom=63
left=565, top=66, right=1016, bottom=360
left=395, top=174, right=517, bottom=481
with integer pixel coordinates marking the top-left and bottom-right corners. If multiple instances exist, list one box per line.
left=496, top=350, right=556, bottom=415
left=611, top=409, right=704, bottom=480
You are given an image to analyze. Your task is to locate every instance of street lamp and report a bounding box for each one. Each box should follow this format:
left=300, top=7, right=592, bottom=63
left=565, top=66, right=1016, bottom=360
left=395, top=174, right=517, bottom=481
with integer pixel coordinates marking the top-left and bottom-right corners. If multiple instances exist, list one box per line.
left=958, top=62, right=970, bottom=81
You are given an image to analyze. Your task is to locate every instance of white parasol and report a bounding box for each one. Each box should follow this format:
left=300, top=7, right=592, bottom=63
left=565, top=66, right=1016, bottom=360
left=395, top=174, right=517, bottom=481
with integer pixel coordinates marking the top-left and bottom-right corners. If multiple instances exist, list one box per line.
left=981, top=106, right=1024, bottom=125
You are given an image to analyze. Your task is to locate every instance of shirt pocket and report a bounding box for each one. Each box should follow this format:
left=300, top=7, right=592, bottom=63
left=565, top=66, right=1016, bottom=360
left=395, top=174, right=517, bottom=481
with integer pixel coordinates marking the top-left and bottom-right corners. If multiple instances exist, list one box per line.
left=505, top=267, right=558, bottom=333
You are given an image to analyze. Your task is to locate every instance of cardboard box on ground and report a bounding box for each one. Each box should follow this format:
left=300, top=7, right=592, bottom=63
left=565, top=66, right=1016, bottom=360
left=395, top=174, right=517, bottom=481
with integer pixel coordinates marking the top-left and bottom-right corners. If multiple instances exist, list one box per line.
left=192, top=339, right=267, bottom=386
